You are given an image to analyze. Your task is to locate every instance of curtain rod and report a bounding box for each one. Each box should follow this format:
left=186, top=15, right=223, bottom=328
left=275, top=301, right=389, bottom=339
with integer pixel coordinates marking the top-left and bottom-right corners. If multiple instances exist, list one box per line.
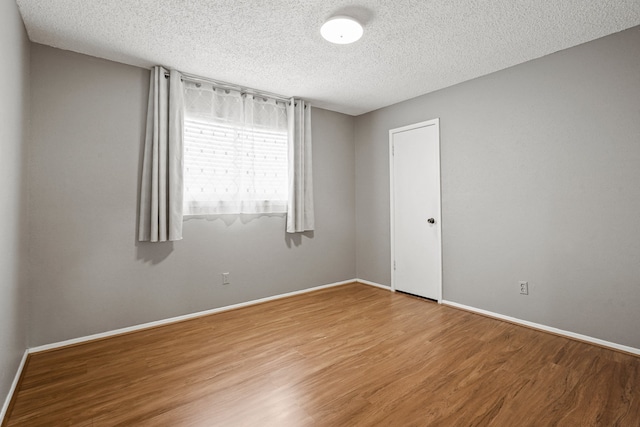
left=163, top=70, right=291, bottom=103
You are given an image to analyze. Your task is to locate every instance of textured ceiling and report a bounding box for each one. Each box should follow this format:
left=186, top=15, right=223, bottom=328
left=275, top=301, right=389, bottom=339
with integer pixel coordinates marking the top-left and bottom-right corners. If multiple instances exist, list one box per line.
left=15, top=0, right=640, bottom=115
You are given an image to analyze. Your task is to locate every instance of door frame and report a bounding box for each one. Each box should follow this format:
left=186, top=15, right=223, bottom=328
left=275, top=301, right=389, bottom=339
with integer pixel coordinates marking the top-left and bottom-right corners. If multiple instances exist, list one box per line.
left=389, top=118, right=443, bottom=302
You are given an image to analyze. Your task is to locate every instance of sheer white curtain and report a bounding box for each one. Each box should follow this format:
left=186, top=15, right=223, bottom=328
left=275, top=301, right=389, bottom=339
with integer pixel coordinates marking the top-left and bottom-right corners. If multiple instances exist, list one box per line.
left=138, top=67, right=184, bottom=242
left=183, top=82, right=289, bottom=215
left=287, top=99, right=314, bottom=233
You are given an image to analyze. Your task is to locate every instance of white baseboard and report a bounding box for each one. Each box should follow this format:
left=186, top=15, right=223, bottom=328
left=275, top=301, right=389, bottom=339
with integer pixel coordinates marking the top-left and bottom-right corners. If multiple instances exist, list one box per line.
left=356, top=279, right=391, bottom=291
left=1, top=349, right=28, bottom=423
left=442, top=300, right=640, bottom=356
left=30, top=279, right=356, bottom=354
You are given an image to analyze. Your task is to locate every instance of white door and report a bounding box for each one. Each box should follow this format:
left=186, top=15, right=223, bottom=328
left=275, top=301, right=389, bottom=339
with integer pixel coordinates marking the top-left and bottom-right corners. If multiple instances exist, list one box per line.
left=390, top=119, right=442, bottom=301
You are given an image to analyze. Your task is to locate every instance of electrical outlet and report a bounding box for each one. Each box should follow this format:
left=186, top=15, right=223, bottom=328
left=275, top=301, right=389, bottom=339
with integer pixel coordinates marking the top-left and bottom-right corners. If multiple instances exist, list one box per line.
left=222, top=272, right=230, bottom=285
left=519, top=281, right=529, bottom=295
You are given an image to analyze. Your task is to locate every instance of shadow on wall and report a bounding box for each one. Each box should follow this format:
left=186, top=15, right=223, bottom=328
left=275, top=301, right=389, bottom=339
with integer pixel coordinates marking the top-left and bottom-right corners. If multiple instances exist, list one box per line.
left=285, top=231, right=314, bottom=248
left=135, top=241, right=174, bottom=264
left=134, top=212, right=313, bottom=263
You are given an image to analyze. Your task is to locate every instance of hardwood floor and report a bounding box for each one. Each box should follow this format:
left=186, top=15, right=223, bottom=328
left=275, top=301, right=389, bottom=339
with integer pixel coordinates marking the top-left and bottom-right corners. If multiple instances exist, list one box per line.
left=4, top=283, right=639, bottom=426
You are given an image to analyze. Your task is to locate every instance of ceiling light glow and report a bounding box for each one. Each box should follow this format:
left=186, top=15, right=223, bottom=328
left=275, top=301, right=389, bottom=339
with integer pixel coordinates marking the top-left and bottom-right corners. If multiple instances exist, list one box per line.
left=321, top=16, right=363, bottom=44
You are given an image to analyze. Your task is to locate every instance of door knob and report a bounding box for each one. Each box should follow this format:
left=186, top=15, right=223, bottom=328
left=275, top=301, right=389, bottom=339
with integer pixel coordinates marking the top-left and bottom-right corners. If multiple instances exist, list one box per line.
left=427, top=218, right=435, bottom=224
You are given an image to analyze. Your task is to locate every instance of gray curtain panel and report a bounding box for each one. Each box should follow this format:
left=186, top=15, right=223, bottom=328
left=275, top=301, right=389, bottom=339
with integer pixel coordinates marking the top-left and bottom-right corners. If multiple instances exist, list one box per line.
left=138, top=67, right=184, bottom=242
left=286, top=99, right=315, bottom=233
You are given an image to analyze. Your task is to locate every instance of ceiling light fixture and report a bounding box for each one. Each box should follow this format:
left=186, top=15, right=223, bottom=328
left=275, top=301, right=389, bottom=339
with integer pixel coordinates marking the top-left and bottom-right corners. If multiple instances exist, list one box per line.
left=321, top=16, right=363, bottom=44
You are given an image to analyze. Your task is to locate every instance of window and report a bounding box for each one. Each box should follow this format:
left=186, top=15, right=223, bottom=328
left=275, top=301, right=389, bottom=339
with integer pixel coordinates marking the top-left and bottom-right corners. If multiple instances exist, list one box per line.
left=183, top=82, right=288, bottom=215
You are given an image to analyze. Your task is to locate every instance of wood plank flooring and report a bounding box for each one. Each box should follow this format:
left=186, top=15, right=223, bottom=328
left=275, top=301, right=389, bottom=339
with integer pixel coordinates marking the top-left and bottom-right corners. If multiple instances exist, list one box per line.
left=4, top=283, right=640, bottom=426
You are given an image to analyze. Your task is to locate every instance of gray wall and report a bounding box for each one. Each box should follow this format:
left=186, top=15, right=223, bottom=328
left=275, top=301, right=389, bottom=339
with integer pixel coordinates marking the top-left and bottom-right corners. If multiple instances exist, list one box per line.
left=355, top=26, right=640, bottom=349
left=28, top=44, right=356, bottom=347
left=0, top=0, right=30, bottom=409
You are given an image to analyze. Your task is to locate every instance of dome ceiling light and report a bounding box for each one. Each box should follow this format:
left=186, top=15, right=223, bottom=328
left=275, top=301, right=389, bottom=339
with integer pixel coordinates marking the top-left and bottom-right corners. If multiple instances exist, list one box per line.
left=321, top=16, right=363, bottom=44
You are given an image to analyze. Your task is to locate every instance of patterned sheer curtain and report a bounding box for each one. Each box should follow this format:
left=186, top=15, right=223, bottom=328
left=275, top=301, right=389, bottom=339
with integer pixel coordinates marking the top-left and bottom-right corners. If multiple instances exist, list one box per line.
left=183, top=82, right=289, bottom=215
